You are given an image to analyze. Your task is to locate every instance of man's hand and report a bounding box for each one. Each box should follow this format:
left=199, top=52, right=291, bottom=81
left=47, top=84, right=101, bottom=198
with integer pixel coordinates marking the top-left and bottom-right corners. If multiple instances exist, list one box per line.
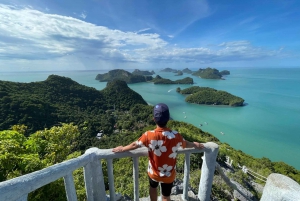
left=112, top=146, right=124, bottom=152
left=193, top=142, right=205, bottom=149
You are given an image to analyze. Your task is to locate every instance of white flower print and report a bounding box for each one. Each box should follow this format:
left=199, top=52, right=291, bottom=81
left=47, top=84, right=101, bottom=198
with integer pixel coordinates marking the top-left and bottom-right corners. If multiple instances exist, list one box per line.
left=162, top=130, right=178, bottom=139
left=136, top=140, right=145, bottom=147
left=148, top=161, right=153, bottom=175
left=149, top=140, right=167, bottom=156
left=158, top=164, right=173, bottom=177
left=169, top=142, right=182, bottom=159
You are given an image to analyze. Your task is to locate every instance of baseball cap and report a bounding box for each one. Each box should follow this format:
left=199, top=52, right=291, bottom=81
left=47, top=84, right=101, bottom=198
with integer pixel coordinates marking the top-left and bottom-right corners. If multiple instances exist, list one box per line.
left=153, top=103, right=170, bottom=124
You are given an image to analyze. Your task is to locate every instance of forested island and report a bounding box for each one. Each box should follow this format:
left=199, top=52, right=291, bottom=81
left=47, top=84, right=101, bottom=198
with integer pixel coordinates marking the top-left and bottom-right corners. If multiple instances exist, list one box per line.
left=192, top=67, right=230, bottom=79
left=182, top=68, right=193, bottom=74
left=95, top=69, right=153, bottom=83
left=160, top=67, right=178, bottom=73
left=0, top=75, right=299, bottom=201
left=131, top=69, right=155, bottom=75
left=177, top=86, right=244, bottom=106
left=151, top=75, right=194, bottom=84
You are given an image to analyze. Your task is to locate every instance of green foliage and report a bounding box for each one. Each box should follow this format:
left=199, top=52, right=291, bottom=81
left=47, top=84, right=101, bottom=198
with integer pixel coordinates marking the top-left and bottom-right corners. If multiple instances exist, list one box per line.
left=0, top=75, right=148, bottom=150
left=102, top=80, right=147, bottom=111
left=178, top=86, right=244, bottom=106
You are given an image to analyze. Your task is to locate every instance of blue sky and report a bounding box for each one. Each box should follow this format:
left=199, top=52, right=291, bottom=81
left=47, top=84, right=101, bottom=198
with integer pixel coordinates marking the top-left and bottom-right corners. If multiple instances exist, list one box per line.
left=0, top=0, right=300, bottom=71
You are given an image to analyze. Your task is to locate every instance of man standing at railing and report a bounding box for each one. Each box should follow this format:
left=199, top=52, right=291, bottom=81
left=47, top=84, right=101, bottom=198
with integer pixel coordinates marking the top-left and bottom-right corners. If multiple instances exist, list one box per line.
left=113, top=103, right=205, bottom=201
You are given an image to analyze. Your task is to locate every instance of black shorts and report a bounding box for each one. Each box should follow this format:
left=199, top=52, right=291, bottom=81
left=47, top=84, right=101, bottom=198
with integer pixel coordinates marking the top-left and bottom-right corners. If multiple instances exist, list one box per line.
left=148, top=176, right=173, bottom=196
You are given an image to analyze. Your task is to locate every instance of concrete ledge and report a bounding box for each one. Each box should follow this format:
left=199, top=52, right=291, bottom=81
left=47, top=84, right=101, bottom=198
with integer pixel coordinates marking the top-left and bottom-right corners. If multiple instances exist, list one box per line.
left=260, top=173, right=300, bottom=201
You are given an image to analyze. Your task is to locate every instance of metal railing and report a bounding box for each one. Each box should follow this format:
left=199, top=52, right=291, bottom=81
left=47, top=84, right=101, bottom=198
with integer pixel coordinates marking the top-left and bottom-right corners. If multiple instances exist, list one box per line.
left=0, top=142, right=219, bottom=201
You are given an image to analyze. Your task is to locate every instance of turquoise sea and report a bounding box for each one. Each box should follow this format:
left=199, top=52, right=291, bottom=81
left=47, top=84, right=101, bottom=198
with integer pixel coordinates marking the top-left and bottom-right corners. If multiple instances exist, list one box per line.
left=1, top=68, right=300, bottom=170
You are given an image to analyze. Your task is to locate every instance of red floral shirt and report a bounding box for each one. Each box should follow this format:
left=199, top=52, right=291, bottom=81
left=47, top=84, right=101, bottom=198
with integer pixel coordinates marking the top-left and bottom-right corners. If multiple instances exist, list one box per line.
left=136, top=127, right=186, bottom=183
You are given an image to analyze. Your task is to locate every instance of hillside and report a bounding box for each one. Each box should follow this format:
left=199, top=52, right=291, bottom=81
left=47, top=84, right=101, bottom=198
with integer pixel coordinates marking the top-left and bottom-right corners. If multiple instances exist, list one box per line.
left=0, top=75, right=147, bottom=148
left=95, top=69, right=153, bottom=83
left=177, top=86, right=244, bottom=106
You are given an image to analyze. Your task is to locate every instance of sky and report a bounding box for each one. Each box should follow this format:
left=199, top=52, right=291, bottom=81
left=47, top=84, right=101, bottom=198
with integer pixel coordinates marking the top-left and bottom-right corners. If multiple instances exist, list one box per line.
left=0, top=0, right=300, bottom=72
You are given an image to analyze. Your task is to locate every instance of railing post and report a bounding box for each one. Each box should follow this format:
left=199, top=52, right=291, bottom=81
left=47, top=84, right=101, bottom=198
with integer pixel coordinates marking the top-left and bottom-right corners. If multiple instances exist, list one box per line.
left=133, top=156, right=139, bottom=201
left=64, top=172, right=78, bottom=201
left=84, top=148, right=106, bottom=201
left=182, top=153, right=191, bottom=201
left=107, top=159, right=116, bottom=201
left=198, top=142, right=219, bottom=201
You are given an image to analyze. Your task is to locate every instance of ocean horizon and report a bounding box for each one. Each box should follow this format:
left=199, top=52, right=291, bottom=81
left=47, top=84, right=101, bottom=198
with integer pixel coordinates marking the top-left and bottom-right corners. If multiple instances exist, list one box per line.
left=1, top=67, right=299, bottom=170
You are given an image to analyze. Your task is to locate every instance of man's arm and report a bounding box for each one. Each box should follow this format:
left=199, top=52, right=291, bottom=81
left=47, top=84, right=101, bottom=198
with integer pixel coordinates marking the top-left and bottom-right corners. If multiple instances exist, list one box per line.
left=112, top=141, right=140, bottom=153
left=185, top=141, right=205, bottom=149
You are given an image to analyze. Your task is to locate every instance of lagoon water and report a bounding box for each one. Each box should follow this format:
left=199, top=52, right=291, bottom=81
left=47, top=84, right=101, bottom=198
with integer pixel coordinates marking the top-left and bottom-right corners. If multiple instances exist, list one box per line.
left=1, top=68, right=300, bottom=170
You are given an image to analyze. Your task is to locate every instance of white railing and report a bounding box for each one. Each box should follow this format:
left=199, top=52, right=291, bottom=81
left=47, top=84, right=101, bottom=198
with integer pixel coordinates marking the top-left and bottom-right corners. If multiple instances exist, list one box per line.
left=0, top=142, right=219, bottom=201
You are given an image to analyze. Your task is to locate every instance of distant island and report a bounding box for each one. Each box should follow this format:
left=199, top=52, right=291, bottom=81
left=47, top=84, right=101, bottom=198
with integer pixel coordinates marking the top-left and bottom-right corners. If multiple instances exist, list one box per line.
left=160, top=67, right=178, bottom=73
left=95, top=69, right=153, bottom=84
left=182, top=68, right=193, bottom=74
left=175, top=70, right=183, bottom=76
left=151, top=75, right=193, bottom=84
left=192, top=67, right=230, bottom=79
left=132, top=69, right=155, bottom=76
left=177, top=86, right=244, bottom=106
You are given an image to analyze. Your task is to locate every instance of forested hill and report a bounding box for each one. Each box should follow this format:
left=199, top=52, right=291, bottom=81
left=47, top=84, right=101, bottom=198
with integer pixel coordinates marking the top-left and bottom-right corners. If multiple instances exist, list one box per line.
left=0, top=75, right=147, bottom=140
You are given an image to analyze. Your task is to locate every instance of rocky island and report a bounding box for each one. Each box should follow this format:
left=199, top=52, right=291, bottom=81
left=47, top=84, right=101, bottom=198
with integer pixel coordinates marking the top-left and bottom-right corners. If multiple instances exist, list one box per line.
left=177, top=86, right=244, bottom=106
left=192, top=67, right=230, bottom=79
left=132, top=69, right=155, bottom=76
left=151, top=75, right=194, bottom=84
left=95, top=69, right=153, bottom=84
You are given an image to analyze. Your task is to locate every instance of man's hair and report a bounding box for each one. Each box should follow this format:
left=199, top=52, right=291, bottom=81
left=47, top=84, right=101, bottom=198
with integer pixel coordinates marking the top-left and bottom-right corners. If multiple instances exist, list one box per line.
left=156, top=121, right=168, bottom=128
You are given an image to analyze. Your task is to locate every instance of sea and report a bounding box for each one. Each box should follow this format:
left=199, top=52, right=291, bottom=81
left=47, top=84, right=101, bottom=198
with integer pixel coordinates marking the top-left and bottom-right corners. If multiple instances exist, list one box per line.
left=1, top=67, right=300, bottom=170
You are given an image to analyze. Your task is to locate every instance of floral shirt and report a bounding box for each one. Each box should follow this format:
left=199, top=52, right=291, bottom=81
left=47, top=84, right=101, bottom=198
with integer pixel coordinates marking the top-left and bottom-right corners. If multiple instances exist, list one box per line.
left=136, top=127, right=186, bottom=183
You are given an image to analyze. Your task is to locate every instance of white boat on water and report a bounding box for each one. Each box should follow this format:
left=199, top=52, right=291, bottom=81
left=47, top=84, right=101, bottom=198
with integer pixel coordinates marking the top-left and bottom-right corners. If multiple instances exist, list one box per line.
left=220, top=132, right=224, bottom=135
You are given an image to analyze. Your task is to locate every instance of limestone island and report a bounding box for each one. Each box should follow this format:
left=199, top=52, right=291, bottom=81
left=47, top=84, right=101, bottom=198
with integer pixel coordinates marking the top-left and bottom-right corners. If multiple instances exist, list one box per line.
left=175, top=70, right=183, bottom=76
left=132, top=69, right=155, bottom=76
left=177, top=86, right=244, bottom=106
left=182, top=68, right=193, bottom=74
left=151, top=75, right=194, bottom=84
left=160, top=67, right=178, bottom=73
left=95, top=69, right=153, bottom=84
left=192, top=67, right=230, bottom=79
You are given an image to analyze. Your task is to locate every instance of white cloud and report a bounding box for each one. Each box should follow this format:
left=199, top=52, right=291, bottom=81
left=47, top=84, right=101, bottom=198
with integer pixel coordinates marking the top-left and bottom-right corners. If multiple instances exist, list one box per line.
left=0, top=4, right=285, bottom=69
left=79, top=12, right=87, bottom=19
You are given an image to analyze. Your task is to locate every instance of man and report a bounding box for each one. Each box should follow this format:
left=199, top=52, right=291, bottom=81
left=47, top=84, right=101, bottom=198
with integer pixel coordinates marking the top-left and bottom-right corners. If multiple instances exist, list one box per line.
left=113, top=103, right=205, bottom=201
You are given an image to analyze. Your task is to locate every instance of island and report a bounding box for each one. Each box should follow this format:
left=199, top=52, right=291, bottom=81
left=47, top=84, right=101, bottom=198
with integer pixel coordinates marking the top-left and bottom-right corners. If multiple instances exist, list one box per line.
left=132, top=69, right=155, bottom=76
left=177, top=86, right=244, bottom=106
left=95, top=69, right=153, bottom=83
left=160, top=67, right=178, bottom=73
left=182, top=68, right=194, bottom=74
left=192, top=67, right=230, bottom=79
left=175, top=70, right=183, bottom=76
left=151, top=75, right=194, bottom=84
